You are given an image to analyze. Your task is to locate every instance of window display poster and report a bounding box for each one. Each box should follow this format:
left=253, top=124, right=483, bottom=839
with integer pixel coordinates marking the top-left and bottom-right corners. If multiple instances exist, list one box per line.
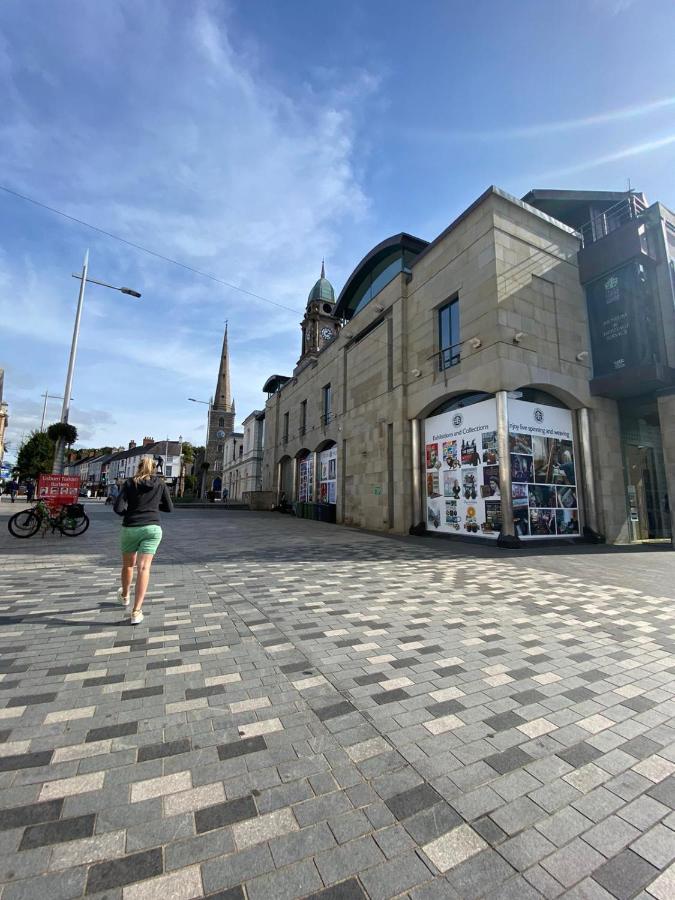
left=298, top=456, right=314, bottom=502
left=508, top=399, right=579, bottom=539
left=424, top=398, right=500, bottom=538
left=319, top=445, right=337, bottom=505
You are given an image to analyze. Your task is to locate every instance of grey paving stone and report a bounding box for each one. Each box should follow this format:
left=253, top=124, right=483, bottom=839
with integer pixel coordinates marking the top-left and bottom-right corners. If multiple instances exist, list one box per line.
left=359, top=851, right=433, bottom=900
left=314, top=835, right=386, bottom=885
left=630, top=823, right=675, bottom=868
left=446, top=847, right=518, bottom=899
left=269, top=822, right=337, bottom=867
left=201, top=844, right=275, bottom=894
left=498, top=828, right=557, bottom=871
left=592, top=848, right=660, bottom=900
left=540, top=838, right=605, bottom=888
left=245, top=858, right=323, bottom=900
left=304, top=878, right=367, bottom=900
left=165, top=827, right=236, bottom=871
left=85, top=847, right=163, bottom=893
left=584, top=815, right=641, bottom=856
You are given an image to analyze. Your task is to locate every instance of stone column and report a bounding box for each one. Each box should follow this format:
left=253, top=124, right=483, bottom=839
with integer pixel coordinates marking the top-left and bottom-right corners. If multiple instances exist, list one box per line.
left=577, top=407, right=602, bottom=540
left=274, top=462, right=281, bottom=504
left=292, top=457, right=298, bottom=502
left=496, top=390, right=518, bottom=546
left=410, top=418, right=423, bottom=532
left=657, top=391, right=675, bottom=548
left=312, top=451, right=320, bottom=503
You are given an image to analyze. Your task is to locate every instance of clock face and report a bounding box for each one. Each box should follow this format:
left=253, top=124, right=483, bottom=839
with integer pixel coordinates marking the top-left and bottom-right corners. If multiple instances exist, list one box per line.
left=216, top=430, right=225, bottom=439
left=320, top=327, right=334, bottom=341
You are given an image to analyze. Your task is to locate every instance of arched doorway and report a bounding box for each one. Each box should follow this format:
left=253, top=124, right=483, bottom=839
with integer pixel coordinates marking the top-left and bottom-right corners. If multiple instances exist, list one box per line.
left=314, top=440, right=337, bottom=505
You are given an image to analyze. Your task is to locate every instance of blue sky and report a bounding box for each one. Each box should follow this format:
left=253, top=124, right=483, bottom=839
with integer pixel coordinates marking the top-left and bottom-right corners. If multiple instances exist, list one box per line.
left=2, top=0, right=674, bottom=461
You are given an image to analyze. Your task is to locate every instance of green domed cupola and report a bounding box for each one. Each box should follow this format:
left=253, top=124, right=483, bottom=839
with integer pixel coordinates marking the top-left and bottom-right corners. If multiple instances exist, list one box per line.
left=307, top=260, right=335, bottom=306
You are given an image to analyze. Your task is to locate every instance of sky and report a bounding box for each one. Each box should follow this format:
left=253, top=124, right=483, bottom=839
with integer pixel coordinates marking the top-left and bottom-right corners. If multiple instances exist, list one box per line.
left=1, top=0, right=674, bottom=462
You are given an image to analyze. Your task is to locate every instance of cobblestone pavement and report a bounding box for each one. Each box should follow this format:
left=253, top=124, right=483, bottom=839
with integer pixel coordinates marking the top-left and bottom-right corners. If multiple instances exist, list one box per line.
left=1, top=503, right=675, bottom=900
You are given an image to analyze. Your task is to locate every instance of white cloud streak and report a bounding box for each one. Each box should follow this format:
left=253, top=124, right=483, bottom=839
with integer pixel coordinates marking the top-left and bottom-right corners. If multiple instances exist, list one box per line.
left=0, top=0, right=377, bottom=452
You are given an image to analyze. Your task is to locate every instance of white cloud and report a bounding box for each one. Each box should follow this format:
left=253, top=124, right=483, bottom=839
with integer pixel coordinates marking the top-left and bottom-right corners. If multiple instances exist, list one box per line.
left=0, top=1, right=378, bottom=451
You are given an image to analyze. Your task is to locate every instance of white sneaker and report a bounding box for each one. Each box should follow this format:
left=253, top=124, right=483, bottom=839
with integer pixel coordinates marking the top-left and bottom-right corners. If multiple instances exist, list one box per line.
left=130, top=610, right=144, bottom=625
left=117, top=588, right=130, bottom=607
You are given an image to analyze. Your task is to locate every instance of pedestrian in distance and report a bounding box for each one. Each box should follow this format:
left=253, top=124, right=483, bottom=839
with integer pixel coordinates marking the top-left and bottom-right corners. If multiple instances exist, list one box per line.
left=8, top=479, right=18, bottom=503
left=113, top=457, right=173, bottom=625
left=25, top=479, right=35, bottom=503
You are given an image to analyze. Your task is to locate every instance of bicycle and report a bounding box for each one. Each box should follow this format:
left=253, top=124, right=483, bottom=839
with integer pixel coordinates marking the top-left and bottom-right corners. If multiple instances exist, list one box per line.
left=7, top=500, right=90, bottom=539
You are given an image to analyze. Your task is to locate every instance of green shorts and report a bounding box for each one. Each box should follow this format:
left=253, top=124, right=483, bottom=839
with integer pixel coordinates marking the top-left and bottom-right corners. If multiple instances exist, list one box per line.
left=120, top=524, right=163, bottom=556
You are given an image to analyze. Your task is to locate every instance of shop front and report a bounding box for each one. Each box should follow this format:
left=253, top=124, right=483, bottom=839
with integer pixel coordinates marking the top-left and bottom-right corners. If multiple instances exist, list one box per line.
left=293, top=445, right=337, bottom=522
left=422, top=389, right=583, bottom=543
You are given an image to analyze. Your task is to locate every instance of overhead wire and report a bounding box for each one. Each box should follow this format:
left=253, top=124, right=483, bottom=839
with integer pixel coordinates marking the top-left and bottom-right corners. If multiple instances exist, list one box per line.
left=0, top=183, right=304, bottom=316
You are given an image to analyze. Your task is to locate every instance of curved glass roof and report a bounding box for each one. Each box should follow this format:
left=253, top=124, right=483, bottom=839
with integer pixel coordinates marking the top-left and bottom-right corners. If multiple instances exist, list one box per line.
left=334, top=233, right=428, bottom=321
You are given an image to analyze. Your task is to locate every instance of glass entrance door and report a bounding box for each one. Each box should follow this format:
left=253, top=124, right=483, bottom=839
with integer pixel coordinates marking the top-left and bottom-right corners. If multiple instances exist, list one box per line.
left=620, top=397, right=671, bottom=542
left=625, top=445, right=669, bottom=540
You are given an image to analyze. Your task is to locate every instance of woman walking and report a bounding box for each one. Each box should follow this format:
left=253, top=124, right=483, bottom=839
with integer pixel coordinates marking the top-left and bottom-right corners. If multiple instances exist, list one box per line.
left=114, top=457, right=173, bottom=625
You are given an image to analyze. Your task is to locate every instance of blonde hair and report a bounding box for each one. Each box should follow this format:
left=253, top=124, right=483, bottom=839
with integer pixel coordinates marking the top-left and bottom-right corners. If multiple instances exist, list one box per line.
left=133, top=456, right=156, bottom=483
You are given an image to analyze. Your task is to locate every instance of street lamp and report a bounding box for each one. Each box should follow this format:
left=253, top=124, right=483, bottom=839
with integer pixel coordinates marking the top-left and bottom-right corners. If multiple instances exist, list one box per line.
left=188, top=397, right=212, bottom=499
left=53, top=250, right=141, bottom=473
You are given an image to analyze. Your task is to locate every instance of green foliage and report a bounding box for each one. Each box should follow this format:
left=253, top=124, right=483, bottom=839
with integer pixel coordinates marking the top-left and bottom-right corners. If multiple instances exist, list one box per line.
left=200, top=461, right=210, bottom=472
left=16, top=431, right=55, bottom=479
left=184, top=474, right=197, bottom=492
left=181, top=442, right=195, bottom=464
left=47, top=422, right=78, bottom=445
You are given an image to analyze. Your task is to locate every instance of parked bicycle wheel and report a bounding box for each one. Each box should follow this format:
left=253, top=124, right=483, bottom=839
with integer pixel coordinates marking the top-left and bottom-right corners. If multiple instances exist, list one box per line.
left=59, top=512, right=90, bottom=536
left=8, top=510, right=40, bottom=538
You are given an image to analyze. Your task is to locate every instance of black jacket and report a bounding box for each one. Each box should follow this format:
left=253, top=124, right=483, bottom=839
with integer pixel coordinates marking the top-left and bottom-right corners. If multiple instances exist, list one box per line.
left=113, top=476, right=173, bottom=527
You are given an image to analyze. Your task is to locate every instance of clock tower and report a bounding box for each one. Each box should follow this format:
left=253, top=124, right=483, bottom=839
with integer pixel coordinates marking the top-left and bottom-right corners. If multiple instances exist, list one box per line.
left=295, top=261, right=341, bottom=374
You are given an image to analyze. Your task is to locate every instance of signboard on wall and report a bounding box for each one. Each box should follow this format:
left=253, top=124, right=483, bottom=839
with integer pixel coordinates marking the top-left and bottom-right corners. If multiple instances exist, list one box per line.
left=508, top=399, right=578, bottom=539
left=423, top=398, right=501, bottom=539
left=586, top=261, right=662, bottom=378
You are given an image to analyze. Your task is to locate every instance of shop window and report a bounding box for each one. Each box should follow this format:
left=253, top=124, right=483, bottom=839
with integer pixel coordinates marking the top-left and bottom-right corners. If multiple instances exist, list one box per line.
left=322, top=384, right=332, bottom=425
left=438, top=298, right=460, bottom=370
left=283, top=412, right=289, bottom=443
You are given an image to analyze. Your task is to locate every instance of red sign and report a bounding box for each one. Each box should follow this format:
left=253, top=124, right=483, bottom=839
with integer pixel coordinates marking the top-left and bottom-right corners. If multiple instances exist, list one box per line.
left=37, top=475, right=81, bottom=511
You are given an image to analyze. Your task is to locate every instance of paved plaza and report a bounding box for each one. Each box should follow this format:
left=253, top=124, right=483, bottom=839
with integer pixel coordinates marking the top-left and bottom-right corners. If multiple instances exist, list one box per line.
left=1, top=504, right=675, bottom=899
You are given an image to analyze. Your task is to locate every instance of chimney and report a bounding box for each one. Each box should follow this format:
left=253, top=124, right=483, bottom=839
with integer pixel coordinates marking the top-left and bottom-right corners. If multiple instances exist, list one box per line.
left=142, top=436, right=154, bottom=447
left=128, top=440, right=137, bottom=450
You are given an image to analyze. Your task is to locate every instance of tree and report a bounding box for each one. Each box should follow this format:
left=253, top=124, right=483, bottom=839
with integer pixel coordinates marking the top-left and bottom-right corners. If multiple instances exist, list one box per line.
left=16, top=431, right=55, bottom=479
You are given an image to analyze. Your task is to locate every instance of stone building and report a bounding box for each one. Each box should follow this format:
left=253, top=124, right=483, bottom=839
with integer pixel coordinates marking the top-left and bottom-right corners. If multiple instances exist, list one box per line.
left=204, top=324, right=235, bottom=496
left=261, top=185, right=675, bottom=546
left=222, top=410, right=265, bottom=500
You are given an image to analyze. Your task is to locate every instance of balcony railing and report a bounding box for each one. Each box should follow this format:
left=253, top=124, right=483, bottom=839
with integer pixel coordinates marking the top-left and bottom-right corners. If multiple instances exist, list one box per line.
left=580, top=194, right=647, bottom=248
left=435, top=342, right=462, bottom=372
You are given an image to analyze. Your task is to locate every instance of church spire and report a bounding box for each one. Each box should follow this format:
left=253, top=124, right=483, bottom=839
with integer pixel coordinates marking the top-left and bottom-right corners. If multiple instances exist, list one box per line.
left=321, top=258, right=325, bottom=279
left=214, top=321, right=232, bottom=411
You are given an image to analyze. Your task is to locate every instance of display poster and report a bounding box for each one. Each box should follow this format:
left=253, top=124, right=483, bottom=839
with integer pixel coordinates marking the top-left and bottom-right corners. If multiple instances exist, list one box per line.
left=319, top=446, right=337, bottom=505
left=423, top=398, right=500, bottom=538
left=298, top=456, right=314, bottom=502
left=508, top=399, right=579, bottom=539
left=37, top=474, right=80, bottom=511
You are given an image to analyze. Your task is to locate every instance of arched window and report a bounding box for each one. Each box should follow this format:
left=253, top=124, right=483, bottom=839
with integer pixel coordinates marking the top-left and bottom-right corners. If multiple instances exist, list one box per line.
left=429, top=391, right=492, bottom=417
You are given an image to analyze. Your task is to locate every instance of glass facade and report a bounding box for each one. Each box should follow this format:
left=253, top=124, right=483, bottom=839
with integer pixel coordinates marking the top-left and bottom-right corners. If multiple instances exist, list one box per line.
left=351, top=249, right=419, bottom=316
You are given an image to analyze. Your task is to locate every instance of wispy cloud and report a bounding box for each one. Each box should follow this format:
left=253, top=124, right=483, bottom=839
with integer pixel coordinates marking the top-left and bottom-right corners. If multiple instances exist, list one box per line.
left=530, top=132, right=675, bottom=180
left=406, top=96, right=675, bottom=142
left=0, top=1, right=378, bottom=456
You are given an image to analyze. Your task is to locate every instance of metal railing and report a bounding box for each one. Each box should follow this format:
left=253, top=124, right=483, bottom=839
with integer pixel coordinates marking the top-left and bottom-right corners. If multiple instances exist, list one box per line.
left=435, top=342, right=462, bottom=371
left=580, top=194, right=647, bottom=248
